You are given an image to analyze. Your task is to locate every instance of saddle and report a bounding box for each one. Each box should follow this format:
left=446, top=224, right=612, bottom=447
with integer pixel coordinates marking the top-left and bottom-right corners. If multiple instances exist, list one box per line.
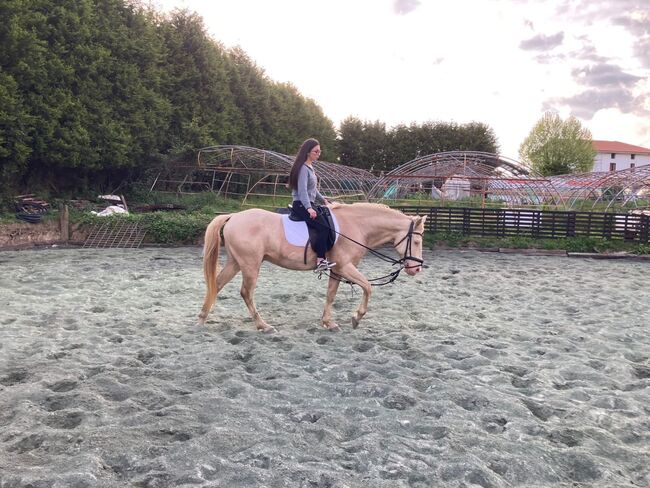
left=277, top=205, right=338, bottom=261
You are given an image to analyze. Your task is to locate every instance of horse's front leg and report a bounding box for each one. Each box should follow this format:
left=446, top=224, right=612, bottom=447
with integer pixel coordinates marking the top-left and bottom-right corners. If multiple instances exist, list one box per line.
left=321, top=275, right=342, bottom=331
left=337, top=263, right=372, bottom=329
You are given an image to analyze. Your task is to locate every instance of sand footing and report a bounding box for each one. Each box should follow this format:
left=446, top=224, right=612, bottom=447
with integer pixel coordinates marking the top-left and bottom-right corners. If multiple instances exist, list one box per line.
left=1, top=247, right=649, bottom=487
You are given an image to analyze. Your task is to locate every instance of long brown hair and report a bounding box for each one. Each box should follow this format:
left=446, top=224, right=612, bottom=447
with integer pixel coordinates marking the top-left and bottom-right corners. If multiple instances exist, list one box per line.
left=288, top=138, right=319, bottom=190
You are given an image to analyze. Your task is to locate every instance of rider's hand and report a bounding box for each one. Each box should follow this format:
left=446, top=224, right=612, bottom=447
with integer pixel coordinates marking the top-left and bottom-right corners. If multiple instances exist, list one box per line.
left=308, top=208, right=317, bottom=219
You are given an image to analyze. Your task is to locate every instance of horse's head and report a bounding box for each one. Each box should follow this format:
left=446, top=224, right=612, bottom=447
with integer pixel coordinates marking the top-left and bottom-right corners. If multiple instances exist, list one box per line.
left=394, top=215, right=427, bottom=276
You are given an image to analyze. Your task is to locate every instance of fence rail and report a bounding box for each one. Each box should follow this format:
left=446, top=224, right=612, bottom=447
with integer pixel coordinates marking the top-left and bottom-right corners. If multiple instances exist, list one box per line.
left=395, top=206, right=650, bottom=243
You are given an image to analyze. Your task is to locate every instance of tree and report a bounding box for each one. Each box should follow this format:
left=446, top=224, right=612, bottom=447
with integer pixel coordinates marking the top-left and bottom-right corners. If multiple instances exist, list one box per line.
left=519, top=112, right=596, bottom=176
left=338, top=117, right=364, bottom=167
left=336, top=118, right=388, bottom=171
left=381, top=121, right=499, bottom=172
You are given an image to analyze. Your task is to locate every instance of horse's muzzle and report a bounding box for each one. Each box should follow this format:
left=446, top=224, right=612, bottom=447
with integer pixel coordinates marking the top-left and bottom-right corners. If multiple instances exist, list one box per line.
left=406, top=266, right=421, bottom=276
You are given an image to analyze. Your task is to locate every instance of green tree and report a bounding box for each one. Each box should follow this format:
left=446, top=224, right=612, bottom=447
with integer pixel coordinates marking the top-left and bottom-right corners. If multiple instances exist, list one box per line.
left=338, top=117, right=365, bottom=168
left=519, top=112, right=596, bottom=176
left=337, top=118, right=388, bottom=171
left=160, top=9, right=239, bottom=157
left=382, top=121, right=499, bottom=172
left=263, top=80, right=336, bottom=159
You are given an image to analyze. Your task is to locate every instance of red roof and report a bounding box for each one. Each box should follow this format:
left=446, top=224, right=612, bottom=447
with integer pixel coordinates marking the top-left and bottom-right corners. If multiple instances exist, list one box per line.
left=592, top=140, right=650, bottom=154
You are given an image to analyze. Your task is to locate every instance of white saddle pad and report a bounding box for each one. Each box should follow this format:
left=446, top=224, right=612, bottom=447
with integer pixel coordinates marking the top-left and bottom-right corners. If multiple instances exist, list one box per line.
left=281, top=212, right=340, bottom=247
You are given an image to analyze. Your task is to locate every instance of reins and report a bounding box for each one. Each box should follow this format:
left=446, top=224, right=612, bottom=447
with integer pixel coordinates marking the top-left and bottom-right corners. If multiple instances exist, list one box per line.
left=319, top=219, right=424, bottom=287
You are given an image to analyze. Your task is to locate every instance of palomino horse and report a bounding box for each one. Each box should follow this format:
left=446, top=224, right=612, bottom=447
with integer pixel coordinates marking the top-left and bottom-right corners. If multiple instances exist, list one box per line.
left=198, top=202, right=427, bottom=332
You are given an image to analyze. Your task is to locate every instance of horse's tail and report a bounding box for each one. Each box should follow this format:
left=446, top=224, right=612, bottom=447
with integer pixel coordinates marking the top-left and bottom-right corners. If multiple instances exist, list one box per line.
left=198, top=213, right=232, bottom=325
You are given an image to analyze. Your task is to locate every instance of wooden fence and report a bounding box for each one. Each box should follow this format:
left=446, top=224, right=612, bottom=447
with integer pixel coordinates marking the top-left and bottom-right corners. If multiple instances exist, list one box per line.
left=395, top=206, right=650, bottom=243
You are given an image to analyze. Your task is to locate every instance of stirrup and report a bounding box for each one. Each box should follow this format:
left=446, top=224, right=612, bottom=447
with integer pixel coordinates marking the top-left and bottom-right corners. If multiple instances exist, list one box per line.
left=314, top=259, right=336, bottom=273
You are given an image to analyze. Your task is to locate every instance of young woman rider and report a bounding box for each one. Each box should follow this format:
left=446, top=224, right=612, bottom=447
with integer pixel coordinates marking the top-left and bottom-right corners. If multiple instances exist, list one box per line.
left=287, top=138, right=335, bottom=272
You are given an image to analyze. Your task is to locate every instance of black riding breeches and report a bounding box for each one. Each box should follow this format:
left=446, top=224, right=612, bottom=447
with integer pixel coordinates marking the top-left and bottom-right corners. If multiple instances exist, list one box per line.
left=290, top=201, right=330, bottom=258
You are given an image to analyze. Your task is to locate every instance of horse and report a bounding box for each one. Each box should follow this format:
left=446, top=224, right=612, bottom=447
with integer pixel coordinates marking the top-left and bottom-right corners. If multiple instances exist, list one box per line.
left=198, top=202, right=427, bottom=332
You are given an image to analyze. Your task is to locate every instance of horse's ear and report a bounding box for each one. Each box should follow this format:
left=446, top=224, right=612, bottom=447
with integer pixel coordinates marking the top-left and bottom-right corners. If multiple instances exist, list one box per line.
left=414, top=215, right=427, bottom=227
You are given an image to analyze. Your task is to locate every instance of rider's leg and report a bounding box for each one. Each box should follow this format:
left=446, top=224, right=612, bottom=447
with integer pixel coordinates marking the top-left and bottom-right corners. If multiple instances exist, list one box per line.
left=306, top=213, right=335, bottom=268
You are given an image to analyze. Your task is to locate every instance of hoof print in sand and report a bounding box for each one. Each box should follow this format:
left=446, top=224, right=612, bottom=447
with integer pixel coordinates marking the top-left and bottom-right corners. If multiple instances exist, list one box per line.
left=1, top=369, right=29, bottom=386
left=47, top=379, right=78, bottom=392
left=8, top=434, right=45, bottom=453
left=43, top=411, right=84, bottom=430
left=382, top=393, right=417, bottom=410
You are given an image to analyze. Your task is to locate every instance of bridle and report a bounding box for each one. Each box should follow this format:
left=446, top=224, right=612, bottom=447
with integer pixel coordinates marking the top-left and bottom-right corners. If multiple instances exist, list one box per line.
left=393, top=220, right=425, bottom=270
left=325, top=219, right=425, bottom=287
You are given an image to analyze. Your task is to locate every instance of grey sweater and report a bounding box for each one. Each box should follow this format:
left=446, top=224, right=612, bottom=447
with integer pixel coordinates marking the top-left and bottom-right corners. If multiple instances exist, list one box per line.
left=292, top=164, right=325, bottom=209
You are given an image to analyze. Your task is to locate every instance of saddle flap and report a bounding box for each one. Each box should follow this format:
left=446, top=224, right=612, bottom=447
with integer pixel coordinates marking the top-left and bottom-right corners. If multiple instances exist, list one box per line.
left=281, top=209, right=339, bottom=249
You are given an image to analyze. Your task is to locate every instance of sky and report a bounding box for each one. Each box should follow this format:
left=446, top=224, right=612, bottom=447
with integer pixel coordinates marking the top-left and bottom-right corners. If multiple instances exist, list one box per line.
left=155, top=0, right=650, bottom=159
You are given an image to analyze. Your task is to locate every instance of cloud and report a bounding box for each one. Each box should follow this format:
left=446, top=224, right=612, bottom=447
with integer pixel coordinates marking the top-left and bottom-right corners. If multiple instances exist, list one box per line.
left=519, top=32, right=564, bottom=51
left=533, top=52, right=566, bottom=64
left=572, top=63, right=642, bottom=88
left=571, top=43, right=608, bottom=63
left=393, top=0, right=421, bottom=15
left=545, top=88, right=642, bottom=119
left=612, top=11, right=650, bottom=68
left=545, top=62, right=648, bottom=119
left=552, top=1, right=650, bottom=68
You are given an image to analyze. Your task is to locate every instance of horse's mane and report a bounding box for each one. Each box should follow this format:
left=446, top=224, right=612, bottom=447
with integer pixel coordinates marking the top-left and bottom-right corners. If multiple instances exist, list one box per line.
left=331, top=201, right=404, bottom=216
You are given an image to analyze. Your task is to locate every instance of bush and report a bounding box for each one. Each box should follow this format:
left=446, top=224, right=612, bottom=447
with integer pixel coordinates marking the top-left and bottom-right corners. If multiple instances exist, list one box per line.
left=145, top=212, right=213, bottom=244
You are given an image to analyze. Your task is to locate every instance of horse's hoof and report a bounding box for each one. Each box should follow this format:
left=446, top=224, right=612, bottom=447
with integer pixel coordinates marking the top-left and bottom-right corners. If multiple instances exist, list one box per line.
left=197, top=316, right=206, bottom=326
left=260, top=326, right=277, bottom=334
left=322, top=321, right=340, bottom=331
left=351, top=317, right=359, bottom=329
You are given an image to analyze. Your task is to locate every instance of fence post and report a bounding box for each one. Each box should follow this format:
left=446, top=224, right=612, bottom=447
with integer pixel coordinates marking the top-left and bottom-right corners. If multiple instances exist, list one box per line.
left=429, top=207, right=437, bottom=234
left=566, top=212, right=576, bottom=238
left=59, top=204, right=69, bottom=242
left=532, top=210, right=540, bottom=238
left=640, top=214, right=649, bottom=243
left=603, top=213, right=614, bottom=240
left=497, top=209, right=504, bottom=237
left=462, top=208, right=471, bottom=236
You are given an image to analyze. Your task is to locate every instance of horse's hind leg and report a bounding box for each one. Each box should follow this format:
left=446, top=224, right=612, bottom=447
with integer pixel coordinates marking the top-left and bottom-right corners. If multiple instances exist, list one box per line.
left=199, top=258, right=240, bottom=324
left=240, top=266, right=275, bottom=333
left=216, top=258, right=240, bottom=294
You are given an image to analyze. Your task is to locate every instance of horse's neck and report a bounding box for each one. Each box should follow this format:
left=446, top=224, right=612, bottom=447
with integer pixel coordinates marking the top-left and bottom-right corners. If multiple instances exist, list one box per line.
left=342, top=206, right=405, bottom=247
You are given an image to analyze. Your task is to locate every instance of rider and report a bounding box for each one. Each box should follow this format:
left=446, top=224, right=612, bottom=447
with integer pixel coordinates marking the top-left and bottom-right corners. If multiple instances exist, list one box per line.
left=288, top=138, right=336, bottom=272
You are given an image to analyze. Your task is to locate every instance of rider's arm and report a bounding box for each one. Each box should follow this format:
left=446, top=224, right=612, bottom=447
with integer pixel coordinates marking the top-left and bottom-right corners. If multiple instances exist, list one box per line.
left=314, top=186, right=326, bottom=205
left=296, top=166, right=312, bottom=209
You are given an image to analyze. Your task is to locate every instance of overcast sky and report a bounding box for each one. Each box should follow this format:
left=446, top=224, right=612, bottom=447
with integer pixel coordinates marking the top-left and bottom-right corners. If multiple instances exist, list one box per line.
left=155, top=0, right=650, bottom=159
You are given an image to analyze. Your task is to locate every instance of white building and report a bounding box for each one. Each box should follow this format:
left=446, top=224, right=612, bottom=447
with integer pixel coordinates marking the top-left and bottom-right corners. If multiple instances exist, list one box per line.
left=592, top=140, right=650, bottom=172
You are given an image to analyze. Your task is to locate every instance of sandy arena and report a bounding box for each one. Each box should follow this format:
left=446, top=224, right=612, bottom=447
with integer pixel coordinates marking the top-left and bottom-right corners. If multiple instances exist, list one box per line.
left=1, top=247, right=649, bottom=487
